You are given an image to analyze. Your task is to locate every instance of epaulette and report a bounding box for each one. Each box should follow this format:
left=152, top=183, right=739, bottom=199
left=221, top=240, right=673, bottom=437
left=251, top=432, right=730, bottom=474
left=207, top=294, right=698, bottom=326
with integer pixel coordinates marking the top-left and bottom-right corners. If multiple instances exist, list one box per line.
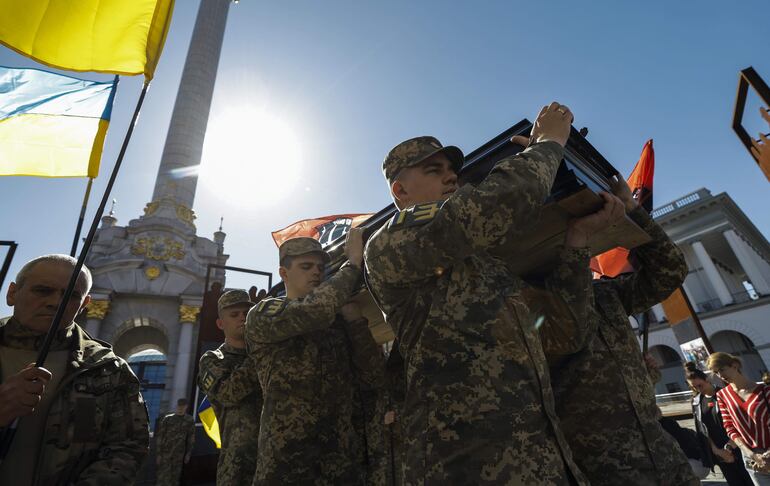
left=388, top=200, right=443, bottom=231
left=254, top=298, right=287, bottom=317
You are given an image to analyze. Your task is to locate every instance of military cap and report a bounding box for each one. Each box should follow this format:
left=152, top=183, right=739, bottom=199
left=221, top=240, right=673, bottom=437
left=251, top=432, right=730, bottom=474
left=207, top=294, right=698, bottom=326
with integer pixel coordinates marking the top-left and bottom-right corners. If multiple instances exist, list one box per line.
left=383, top=136, right=464, bottom=181
left=279, top=237, right=331, bottom=264
left=217, top=289, right=254, bottom=314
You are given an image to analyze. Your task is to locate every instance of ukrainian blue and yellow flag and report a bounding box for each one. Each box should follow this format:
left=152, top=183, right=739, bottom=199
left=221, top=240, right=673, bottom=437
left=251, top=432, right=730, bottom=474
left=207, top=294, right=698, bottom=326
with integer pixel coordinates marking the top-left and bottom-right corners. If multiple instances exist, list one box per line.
left=198, top=396, right=221, bottom=449
left=0, top=0, right=174, bottom=80
left=0, top=67, right=117, bottom=178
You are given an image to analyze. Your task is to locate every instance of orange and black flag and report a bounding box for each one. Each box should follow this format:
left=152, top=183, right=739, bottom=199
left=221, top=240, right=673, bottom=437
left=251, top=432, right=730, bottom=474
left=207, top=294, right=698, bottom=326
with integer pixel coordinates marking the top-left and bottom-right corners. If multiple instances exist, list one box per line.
left=591, top=140, right=655, bottom=278
left=272, top=214, right=374, bottom=248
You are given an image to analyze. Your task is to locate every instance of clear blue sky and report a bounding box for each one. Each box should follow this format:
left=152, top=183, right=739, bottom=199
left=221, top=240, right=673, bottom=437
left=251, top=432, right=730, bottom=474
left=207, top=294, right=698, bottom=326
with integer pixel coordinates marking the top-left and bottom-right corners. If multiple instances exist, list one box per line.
left=1, top=0, right=768, bottom=314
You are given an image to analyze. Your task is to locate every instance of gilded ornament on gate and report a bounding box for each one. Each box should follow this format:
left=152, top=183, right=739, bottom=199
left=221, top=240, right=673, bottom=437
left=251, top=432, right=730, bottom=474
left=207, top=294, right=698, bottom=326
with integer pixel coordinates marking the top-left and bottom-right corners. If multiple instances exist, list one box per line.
left=131, top=236, right=186, bottom=261
left=86, top=300, right=110, bottom=320
left=179, top=305, right=200, bottom=323
left=145, top=266, right=161, bottom=280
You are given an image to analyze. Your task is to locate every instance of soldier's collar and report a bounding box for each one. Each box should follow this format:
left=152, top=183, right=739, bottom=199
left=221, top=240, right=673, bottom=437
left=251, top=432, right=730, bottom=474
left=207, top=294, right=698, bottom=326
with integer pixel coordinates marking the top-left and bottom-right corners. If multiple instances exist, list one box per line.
left=0, top=316, right=75, bottom=351
left=222, top=342, right=247, bottom=355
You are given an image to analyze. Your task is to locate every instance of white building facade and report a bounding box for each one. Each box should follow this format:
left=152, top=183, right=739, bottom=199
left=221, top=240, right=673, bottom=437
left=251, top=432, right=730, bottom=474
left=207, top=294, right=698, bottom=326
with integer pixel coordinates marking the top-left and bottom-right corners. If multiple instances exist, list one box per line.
left=644, top=188, right=770, bottom=393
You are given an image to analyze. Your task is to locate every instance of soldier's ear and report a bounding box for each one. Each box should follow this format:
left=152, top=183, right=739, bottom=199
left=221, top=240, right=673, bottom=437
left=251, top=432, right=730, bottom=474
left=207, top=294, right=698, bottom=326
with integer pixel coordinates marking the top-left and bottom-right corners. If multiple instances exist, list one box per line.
left=391, top=179, right=408, bottom=208
left=215, top=318, right=225, bottom=331
left=278, top=266, right=289, bottom=282
left=6, top=282, right=17, bottom=306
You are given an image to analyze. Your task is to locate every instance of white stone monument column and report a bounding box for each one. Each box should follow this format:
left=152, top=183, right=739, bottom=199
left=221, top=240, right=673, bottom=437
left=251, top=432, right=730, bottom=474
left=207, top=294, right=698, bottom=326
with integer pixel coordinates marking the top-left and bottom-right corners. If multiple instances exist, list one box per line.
left=150, top=0, right=232, bottom=210
left=723, top=229, right=770, bottom=296
left=170, top=304, right=200, bottom=401
left=691, top=240, right=734, bottom=306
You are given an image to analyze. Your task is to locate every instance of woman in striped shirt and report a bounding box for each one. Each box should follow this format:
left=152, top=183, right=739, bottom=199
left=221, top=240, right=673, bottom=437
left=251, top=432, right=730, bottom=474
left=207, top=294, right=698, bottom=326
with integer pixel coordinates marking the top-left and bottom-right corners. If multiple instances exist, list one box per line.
left=708, top=352, right=770, bottom=486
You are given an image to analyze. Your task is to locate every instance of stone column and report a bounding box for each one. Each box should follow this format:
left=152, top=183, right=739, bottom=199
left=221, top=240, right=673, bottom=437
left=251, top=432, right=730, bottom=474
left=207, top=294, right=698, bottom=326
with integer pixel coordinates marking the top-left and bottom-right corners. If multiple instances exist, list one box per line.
left=691, top=240, right=734, bottom=307
left=84, top=300, right=110, bottom=338
left=150, top=0, right=232, bottom=210
left=723, top=229, right=770, bottom=296
left=171, top=304, right=200, bottom=402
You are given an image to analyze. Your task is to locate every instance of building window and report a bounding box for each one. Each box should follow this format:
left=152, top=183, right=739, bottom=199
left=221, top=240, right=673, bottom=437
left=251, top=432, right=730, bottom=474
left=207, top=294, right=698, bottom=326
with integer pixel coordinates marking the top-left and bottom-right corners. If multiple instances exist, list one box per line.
left=128, top=349, right=166, bottom=427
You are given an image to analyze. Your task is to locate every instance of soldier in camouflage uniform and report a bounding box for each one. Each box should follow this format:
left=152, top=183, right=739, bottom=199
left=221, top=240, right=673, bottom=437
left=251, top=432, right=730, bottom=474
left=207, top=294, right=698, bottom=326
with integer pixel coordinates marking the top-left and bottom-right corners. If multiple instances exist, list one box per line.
left=550, top=176, right=699, bottom=485
left=198, top=289, right=261, bottom=485
left=245, top=231, right=384, bottom=485
left=364, top=103, right=625, bottom=485
left=0, top=254, right=149, bottom=486
left=156, top=398, right=195, bottom=486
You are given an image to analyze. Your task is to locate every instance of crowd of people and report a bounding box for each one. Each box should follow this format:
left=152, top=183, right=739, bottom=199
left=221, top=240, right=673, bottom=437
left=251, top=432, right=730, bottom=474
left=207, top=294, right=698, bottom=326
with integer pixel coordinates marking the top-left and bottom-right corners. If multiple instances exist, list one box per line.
left=0, top=102, right=767, bottom=485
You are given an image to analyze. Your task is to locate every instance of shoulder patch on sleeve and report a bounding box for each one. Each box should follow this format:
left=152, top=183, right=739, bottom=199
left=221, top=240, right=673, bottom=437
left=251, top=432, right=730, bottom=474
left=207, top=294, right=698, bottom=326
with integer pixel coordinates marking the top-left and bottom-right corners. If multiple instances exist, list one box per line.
left=200, top=369, right=216, bottom=391
left=388, top=200, right=443, bottom=231
left=254, top=298, right=287, bottom=317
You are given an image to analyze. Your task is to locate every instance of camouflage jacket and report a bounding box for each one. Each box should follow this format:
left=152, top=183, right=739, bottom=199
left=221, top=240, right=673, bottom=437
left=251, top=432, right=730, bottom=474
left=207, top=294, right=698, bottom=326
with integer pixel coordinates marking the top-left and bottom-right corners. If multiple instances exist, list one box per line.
left=0, top=317, right=149, bottom=486
left=156, top=413, right=195, bottom=462
left=198, top=343, right=262, bottom=486
left=245, top=264, right=384, bottom=485
left=550, top=207, right=697, bottom=485
left=364, top=141, right=593, bottom=485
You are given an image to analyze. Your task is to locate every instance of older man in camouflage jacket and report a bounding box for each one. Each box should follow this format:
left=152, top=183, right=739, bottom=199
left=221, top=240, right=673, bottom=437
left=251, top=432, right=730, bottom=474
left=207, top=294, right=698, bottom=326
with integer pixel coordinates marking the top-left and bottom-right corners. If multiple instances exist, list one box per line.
left=0, top=254, right=149, bottom=486
left=550, top=176, right=699, bottom=486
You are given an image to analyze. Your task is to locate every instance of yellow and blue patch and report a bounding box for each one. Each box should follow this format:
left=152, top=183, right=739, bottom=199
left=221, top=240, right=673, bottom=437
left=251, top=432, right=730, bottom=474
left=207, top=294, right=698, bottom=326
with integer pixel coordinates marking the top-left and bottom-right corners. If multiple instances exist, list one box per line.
left=197, top=396, right=221, bottom=449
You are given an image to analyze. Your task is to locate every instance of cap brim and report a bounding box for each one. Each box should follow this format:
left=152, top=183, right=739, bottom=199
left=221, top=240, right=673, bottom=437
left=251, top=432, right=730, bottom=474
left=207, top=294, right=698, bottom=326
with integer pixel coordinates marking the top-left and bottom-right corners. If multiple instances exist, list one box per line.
left=291, top=250, right=331, bottom=263
left=220, top=300, right=255, bottom=310
left=403, top=145, right=465, bottom=175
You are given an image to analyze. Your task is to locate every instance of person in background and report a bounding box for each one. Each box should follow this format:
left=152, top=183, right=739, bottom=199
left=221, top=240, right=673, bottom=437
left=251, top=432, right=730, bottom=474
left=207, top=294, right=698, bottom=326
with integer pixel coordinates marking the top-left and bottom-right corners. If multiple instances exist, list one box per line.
left=156, top=398, right=196, bottom=486
left=246, top=230, right=384, bottom=485
left=685, top=361, right=753, bottom=485
left=708, top=352, right=770, bottom=485
left=198, top=289, right=261, bottom=485
left=550, top=175, right=697, bottom=486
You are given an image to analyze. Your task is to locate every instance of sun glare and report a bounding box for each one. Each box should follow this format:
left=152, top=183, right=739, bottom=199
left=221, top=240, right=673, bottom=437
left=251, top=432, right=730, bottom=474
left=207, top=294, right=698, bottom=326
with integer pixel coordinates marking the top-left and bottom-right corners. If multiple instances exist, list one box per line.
left=200, top=107, right=302, bottom=206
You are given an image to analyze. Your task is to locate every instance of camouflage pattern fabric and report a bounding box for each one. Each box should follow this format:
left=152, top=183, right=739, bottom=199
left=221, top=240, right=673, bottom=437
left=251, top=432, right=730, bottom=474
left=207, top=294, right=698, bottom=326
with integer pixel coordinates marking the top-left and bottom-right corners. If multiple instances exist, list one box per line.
left=155, top=413, right=195, bottom=486
left=0, top=317, right=149, bottom=486
left=382, top=136, right=463, bottom=181
left=217, top=289, right=254, bottom=314
left=550, top=207, right=699, bottom=486
left=279, top=236, right=331, bottom=262
left=198, top=343, right=262, bottom=486
left=364, top=141, right=593, bottom=485
left=245, top=263, right=384, bottom=485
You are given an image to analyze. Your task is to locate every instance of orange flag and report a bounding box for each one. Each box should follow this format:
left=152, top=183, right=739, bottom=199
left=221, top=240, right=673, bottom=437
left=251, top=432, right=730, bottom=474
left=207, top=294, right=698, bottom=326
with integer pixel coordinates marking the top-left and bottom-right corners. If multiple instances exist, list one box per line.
left=591, top=139, right=655, bottom=278
left=660, top=288, right=692, bottom=325
left=272, top=214, right=373, bottom=248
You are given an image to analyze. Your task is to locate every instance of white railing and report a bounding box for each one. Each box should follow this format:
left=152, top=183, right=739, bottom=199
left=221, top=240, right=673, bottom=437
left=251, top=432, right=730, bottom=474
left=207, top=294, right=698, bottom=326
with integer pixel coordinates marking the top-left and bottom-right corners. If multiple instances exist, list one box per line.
left=652, top=189, right=710, bottom=218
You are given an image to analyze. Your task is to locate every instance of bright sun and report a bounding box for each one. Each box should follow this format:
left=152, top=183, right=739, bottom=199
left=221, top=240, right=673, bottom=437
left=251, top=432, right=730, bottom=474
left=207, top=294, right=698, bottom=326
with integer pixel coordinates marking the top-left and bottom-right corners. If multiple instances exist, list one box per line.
left=200, top=106, right=302, bottom=206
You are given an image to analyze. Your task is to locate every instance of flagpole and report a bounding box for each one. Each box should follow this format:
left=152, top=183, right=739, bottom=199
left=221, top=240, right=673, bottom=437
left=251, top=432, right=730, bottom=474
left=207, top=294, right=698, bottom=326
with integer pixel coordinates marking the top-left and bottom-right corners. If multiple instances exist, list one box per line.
left=69, top=177, right=94, bottom=257
left=0, top=79, right=150, bottom=463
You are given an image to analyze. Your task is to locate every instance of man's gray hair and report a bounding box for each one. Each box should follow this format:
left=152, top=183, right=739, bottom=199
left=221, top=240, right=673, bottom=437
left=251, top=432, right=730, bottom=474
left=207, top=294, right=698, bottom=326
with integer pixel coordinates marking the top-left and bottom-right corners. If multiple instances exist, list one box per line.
left=15, top=254, right=93, bottom=294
